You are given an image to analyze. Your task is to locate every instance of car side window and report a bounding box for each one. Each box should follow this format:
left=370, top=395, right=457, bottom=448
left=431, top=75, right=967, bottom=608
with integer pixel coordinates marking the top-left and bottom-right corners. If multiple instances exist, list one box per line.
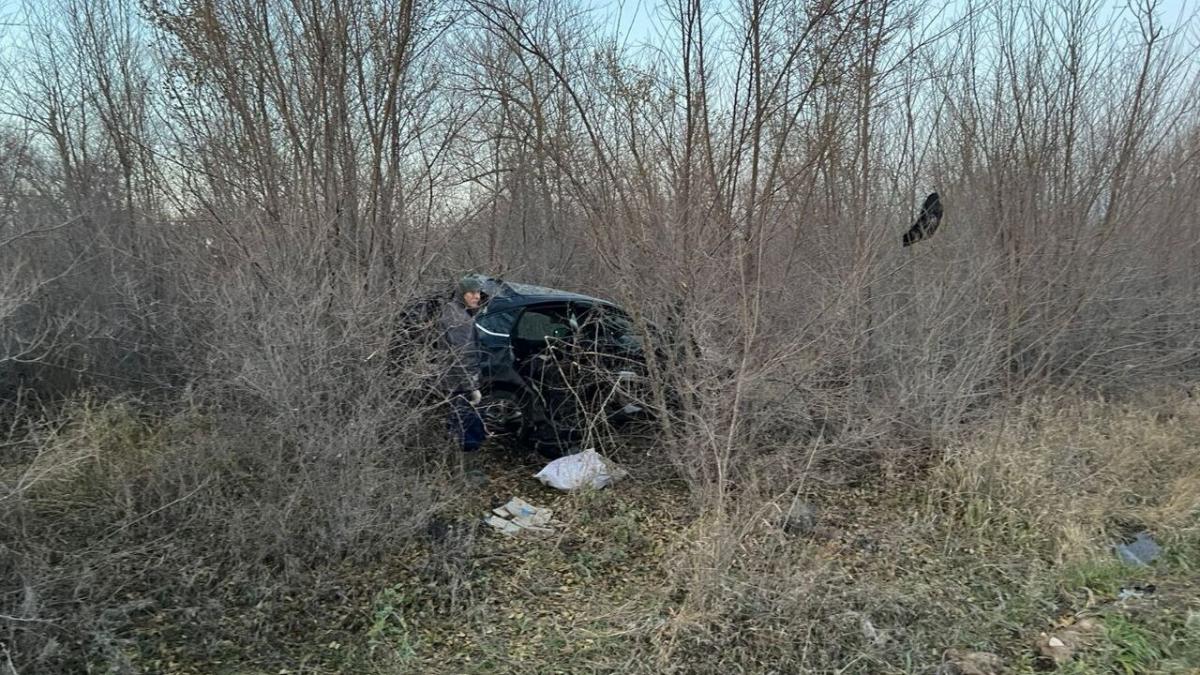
left=475, top=308, right=515, bottom=337
left=515, top=306, right=573, bottom=344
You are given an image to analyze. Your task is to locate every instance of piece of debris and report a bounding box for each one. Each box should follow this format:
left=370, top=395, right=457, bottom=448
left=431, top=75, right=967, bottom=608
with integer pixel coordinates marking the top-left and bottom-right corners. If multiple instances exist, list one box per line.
left=1115, top=531, right=1162, bottom=566
left=1118, top=583, right=1157, bottom=600
left=1036, top=634, right=1073, bottom=665
left=938, top=649, right=1004, bottom=675
left=901, top=191, right=944, bottom=247
left=484, top=515, right=524, bottom=535
left=1035, top=617, right=1104, bottom=665
left=535, top=449, right=627, bottom=491
left=498, top=497, right=553, bottom=528
left=485, top=496, right=555, bottom=535
left=778, top=498, right=818, bottom=536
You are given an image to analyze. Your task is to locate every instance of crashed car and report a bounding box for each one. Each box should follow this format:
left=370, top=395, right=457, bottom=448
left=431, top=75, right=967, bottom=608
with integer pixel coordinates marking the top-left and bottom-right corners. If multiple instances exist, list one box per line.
left=390, top=275, right=654, bottom=456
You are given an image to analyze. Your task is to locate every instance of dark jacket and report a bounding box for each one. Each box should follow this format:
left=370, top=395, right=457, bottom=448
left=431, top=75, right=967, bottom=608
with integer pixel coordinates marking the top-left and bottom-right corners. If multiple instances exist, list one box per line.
left=438, top=298, right=482, bottom=393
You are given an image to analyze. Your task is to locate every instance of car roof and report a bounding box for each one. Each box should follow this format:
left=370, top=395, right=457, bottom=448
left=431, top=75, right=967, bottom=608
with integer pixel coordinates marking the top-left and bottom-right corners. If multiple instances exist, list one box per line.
left=468, top=274, right=617, bottom=313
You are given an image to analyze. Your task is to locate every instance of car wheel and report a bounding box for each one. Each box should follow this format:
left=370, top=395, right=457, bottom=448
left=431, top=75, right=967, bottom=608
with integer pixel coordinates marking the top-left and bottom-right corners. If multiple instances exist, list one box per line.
left=485, top=387, right=582, bottom=459
left=480, top=388, right=530, bottom=447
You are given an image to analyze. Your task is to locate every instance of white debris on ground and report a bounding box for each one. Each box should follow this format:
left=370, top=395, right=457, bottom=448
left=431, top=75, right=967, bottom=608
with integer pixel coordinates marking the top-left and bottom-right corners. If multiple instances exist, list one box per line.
left=484, top=496, right=555, bottom=535
left=534, top=449, right=627, bottom=491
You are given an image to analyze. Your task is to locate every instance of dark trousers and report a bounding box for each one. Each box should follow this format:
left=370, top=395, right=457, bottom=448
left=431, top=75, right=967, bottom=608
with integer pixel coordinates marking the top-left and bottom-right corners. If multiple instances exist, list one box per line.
left=448, top=394, right=486, bottom=452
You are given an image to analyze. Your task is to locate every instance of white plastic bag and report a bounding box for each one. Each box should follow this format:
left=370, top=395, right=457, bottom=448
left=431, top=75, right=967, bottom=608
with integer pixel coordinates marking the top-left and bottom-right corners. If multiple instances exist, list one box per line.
left=534, top=449, right=627, bottom=491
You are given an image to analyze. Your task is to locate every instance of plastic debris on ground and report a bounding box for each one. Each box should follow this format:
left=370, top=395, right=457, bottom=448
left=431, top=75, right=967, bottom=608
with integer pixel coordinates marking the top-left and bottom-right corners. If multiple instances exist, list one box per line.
left=1114, top=531, right=1162, bottom=566
left=534, top=448, right=627, bottom=491
left=1118, top=583, right=1157, bottom=600
left=484, top=496, right=555, bottom=535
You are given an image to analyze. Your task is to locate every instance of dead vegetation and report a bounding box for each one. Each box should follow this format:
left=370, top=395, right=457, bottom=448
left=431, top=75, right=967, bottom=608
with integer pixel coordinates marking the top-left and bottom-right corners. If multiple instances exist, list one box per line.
left=365, top=392, right=1198, bottom=675
left=95, top=392, right=1196, bottom=674
left=1, top=0, right=1200, bottom=672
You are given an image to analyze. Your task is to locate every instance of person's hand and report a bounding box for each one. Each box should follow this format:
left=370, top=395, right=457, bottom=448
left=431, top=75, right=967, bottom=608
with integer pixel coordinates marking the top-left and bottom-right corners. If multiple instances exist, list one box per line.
left=468, top=389, right=482, bottom=406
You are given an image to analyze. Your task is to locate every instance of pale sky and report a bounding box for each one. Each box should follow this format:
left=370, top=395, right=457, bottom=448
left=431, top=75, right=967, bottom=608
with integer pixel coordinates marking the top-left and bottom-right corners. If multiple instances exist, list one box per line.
left=582, top=0, right=1197, bottom=46
left=0, top=0, right=1195, bottom=45
left=0, top=0, right=1195, bottom=73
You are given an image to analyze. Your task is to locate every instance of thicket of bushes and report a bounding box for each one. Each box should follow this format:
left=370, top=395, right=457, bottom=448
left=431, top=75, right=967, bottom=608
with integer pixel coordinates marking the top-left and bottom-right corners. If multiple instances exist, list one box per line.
left=2, top=0, right=1198, bottom=671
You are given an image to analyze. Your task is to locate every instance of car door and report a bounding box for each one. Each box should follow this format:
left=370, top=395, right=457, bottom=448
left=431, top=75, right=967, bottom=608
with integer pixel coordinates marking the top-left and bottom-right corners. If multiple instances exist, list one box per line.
left=509, top=304, right=573, bottom=359
left=473, top=306, right=520, bottom=386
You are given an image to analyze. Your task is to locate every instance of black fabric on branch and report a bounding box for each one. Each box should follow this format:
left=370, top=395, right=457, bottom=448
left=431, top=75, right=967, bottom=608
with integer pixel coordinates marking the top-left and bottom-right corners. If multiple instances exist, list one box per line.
left=901, top=192, right=944, bottom=247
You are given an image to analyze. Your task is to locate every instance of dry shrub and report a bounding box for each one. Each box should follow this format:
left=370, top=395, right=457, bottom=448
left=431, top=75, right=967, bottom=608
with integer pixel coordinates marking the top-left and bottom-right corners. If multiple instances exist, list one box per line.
left=0, top=260, right=458, bottom=672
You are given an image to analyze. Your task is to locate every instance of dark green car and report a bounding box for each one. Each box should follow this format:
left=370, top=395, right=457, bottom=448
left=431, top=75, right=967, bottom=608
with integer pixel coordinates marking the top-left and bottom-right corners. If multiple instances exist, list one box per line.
left=391, top=275, right=652, bottom=456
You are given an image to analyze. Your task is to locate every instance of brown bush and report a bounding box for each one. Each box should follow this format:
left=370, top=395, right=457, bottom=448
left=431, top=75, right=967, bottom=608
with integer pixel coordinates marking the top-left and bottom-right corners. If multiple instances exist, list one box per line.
left=1, top=0, right=1198, bottom=670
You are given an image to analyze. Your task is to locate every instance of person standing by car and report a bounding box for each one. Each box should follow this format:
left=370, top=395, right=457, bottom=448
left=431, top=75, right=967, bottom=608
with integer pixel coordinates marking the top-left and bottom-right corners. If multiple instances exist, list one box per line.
left=439, top=276, right=487, bottom=481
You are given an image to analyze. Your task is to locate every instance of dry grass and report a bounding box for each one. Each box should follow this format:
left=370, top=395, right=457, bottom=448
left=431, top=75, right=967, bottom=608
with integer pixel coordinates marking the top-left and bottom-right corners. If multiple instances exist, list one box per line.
left=0, top=388, right=455, bottom=673
left=932, top=389, right=1200, bottom=566
left=93, top=390, right=1192, bottom=675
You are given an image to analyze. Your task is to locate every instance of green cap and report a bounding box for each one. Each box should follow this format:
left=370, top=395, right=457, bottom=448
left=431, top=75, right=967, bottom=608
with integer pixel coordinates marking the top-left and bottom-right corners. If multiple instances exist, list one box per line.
left=457, top=276, right=483, bottom=294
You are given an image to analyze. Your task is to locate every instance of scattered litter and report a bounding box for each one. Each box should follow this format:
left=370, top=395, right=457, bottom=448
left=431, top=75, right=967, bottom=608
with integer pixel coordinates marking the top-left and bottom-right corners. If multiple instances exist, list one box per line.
left=485, top=496, right=555, bottom=535
left=1118, top=583, right=1156, bottom=600
left=498, top=497, right=552, bottom=528
left=535, top=449, right=627, bottom=491
left=1115, top=531, right=1162, bottom=566
left=484, top=515, right=524, bottom=535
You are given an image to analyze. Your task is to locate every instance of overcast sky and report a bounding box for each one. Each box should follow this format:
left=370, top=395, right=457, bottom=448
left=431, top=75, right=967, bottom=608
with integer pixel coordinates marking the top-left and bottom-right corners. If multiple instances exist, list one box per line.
left=0, top=0, right=1195, bottom=72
